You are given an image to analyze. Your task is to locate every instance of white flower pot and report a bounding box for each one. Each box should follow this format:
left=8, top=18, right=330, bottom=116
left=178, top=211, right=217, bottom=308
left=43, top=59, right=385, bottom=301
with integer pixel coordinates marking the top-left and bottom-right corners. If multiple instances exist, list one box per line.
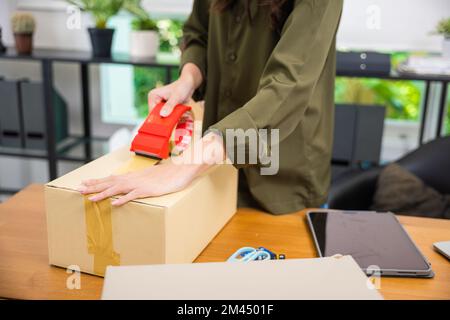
left=443, top=37, right=450, bottom=59
left=130, top=30, right=159, bottom=59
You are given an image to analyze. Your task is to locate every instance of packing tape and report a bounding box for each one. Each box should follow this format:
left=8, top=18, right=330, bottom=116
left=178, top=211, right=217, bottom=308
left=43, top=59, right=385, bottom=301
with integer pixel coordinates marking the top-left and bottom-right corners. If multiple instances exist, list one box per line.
left=83, top=109, right=195, bottom=276
left=84, top=196, right=121, bottom=276
left=170, top=110, right=194, bottom=156
left=115, top=155, right=159, bottom=175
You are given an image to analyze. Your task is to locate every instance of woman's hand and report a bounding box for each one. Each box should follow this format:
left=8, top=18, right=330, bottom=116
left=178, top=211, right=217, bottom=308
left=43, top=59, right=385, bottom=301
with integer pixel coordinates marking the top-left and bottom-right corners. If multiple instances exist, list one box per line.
left=78, top=162, right=203, bottom=206
left=148, top=63, right=203, bottom=117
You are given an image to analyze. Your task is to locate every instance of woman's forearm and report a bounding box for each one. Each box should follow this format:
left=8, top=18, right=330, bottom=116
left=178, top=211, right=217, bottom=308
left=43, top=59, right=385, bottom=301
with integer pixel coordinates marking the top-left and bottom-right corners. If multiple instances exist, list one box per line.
left=180, top=63, right=204, bottom=92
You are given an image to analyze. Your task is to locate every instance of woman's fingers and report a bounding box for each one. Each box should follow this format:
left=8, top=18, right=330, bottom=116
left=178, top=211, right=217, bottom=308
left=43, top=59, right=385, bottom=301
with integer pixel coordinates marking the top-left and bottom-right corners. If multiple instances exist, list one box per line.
left=148, top=85, right=171, bottom=111
left=160, top=94, right=179, bottom=117
left=77, top=182, right=112, bottom=195
left=82, top=175, right=115, bottom=186
left=111, top=190, right=141, bottom=206
left=81, top=179, right=100, bottom=186
left=148, top=77, right=194, bottom=117
left=88, top=186, right=123, bottom=202
left=148, top=91, right=163, bottom=111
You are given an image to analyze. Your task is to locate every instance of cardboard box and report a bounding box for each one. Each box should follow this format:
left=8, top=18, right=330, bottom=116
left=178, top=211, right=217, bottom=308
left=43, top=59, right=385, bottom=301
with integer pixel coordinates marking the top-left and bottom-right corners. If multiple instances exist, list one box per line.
left=45, top=147, right=238, bottom=276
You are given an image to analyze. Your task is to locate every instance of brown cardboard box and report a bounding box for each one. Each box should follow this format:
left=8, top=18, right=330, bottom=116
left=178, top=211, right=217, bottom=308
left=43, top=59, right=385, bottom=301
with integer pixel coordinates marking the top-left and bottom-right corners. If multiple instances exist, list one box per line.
left=45, top=147, right=238, bottom=276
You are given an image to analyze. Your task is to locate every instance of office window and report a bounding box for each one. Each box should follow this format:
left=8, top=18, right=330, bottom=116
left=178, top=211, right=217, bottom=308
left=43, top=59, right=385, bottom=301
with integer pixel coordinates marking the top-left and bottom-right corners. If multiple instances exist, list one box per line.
left=335, top=53, right=424, bottom=122
left=335, top=52, right=432, bottom=162
left=133, top=19, right=184, bottom=118
left=335, top=78, right=423, bottom=122
left=101, top=14, right=185, bottom=125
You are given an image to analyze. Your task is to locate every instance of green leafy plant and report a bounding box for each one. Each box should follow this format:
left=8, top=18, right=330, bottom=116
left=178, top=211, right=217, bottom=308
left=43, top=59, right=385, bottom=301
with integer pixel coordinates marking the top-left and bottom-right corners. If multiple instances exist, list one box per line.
left=131, top=18, right=158, bottom=31
left=335, top=77, right=423, bottom=121
left=123, top=0, right=147, bottom=19
left=66, top=0, right=124, bottom=29
left=158, top=19, right=183, bottom=53
left=434, top=17, right=450, bottom=38
left=134, top=67, right=166, bottom=117
left=124, top=0, right=158, bottom=31
left=11, top=12, right=36, bottom=34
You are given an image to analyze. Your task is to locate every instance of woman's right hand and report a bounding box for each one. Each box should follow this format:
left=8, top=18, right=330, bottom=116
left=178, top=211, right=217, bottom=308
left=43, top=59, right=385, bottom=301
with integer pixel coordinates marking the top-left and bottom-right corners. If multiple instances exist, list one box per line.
left=148, top=62, right=203, bottom=117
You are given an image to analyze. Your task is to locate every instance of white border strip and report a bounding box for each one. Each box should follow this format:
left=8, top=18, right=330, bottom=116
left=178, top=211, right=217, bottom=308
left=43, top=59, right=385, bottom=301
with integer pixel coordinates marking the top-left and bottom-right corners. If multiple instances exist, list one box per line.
left=17, top=0, right=193, bottom=15
left=17, top=0, right=67, bottom=12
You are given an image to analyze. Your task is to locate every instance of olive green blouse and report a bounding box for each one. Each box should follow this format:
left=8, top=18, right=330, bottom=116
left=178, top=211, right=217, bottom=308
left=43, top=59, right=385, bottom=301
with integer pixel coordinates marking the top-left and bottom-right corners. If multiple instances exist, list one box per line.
left=181, top=0, right=343, bottom=214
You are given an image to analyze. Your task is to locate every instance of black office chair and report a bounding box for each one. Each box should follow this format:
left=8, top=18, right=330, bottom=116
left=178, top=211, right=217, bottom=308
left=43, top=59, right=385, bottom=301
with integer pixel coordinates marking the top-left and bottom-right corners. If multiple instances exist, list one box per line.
left=328, top=136, right=450, bottom=214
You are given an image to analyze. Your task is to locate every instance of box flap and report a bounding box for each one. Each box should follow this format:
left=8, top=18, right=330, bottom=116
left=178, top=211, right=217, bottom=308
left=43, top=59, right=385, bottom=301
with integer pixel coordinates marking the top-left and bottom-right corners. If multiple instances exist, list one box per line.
left=47, top=147, right=219, bottom=208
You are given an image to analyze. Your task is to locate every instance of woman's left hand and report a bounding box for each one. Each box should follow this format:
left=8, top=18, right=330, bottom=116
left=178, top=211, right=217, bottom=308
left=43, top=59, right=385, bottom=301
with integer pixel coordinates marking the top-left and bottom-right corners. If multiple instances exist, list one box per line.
left=77, top=162, right=202, bottom=206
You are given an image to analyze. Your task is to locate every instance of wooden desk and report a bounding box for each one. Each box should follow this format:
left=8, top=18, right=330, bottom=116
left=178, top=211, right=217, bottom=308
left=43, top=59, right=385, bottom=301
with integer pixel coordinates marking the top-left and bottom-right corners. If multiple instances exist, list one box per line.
left=1, top=184, right=449, bottom=300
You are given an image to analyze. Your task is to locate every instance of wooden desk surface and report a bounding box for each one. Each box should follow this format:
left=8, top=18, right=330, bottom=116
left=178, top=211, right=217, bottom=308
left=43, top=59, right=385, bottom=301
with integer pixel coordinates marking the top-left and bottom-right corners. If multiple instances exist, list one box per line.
left=0, top=184, right=449, bottom=300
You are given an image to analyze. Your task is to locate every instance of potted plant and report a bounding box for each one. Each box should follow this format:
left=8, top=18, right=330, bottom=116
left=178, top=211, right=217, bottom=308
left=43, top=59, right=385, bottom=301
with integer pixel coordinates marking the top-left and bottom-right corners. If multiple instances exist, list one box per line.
left=124, top=0, right=159, bottom=59
left=11, top=12, right=36, bottom=55
left=67, top=0, right=123, bottom=57
left=434, top=17, right=450, bottom=58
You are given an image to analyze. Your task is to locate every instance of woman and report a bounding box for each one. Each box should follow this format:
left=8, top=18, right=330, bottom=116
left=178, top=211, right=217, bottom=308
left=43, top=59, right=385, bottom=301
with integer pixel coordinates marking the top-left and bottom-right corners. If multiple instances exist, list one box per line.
left=79, top=0, right=343, bottom=214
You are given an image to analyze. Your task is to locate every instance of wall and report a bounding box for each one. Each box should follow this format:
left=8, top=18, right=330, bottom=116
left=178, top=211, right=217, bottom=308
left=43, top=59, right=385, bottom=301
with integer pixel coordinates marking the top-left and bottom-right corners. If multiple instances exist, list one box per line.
left=338, top=0, right=449, bottom=52
left=10, top=0, right=450, bottom=52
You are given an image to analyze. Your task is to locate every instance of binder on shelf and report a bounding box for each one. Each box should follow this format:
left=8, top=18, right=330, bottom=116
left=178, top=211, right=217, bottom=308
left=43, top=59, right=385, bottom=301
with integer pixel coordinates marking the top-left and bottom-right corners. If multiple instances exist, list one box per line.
left=0, top=79, right=24, bottom=148
left=20, top=81, right=69, bottom=150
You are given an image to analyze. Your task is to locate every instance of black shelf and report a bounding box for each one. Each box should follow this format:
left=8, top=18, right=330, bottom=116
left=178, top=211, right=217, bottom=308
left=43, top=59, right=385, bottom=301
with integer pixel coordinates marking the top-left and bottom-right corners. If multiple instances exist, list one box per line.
left=56, top=136, right=110, bottom=162
left=0, top=145, right=48, bottom=160
left=336, top=70, right=450, bottom=83
left=0, top=47, right=178, bottom=69
left=0, top=188, right=20, bottom=196
left=3, top=48, right=448, bottom=81
left=0, top=135, right=109, bottom=162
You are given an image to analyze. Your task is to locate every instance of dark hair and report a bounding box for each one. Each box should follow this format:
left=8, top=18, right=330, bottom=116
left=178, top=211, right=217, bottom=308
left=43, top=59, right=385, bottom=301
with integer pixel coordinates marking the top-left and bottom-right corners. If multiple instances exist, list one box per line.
left=212, top=0, right=293, bottom=32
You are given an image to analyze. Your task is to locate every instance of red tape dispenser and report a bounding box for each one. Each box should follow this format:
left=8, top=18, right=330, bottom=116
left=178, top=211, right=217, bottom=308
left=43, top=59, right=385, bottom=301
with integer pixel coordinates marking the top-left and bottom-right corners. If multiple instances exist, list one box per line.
left=130, top=102, right=192, bottom=160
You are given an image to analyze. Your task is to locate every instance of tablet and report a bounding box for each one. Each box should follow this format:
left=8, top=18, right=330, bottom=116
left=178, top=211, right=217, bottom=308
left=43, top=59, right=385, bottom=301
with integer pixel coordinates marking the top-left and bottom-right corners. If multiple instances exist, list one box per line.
left=306, top=210, right=433, bottom=278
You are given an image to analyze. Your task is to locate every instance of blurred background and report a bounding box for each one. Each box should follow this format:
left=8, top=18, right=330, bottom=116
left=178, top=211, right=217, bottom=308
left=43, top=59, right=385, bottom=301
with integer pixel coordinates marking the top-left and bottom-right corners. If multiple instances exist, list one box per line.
left=0, top=0, right=449, bottom=200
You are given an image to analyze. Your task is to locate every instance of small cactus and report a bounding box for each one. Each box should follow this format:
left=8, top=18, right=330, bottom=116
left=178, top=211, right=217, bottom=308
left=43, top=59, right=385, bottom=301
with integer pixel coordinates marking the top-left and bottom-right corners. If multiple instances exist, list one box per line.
left=11, top=12, right=36, bottom=34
